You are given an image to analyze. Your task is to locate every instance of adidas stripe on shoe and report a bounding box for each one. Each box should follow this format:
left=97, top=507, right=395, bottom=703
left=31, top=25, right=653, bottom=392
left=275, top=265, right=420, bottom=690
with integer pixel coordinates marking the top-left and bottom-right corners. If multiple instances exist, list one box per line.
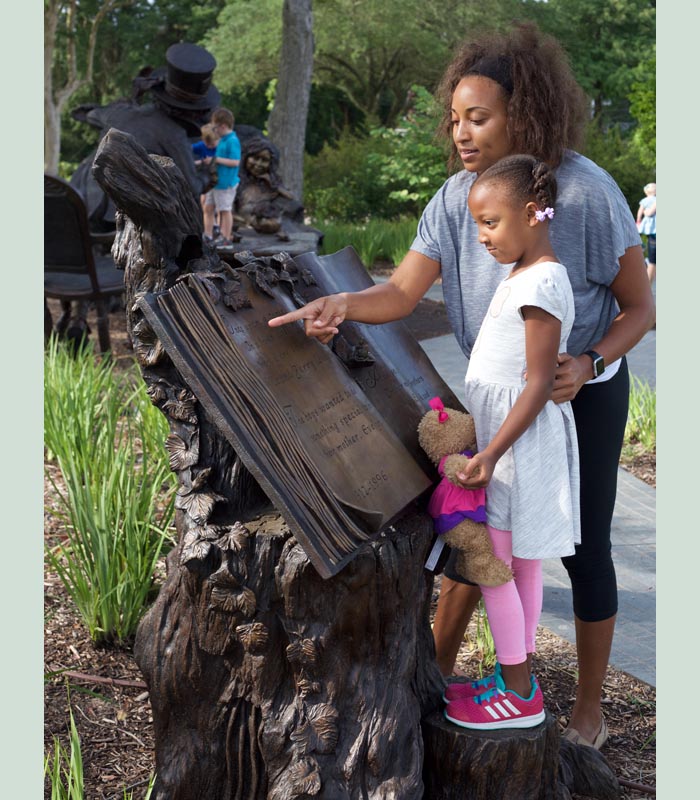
left=444, top=673, right=545, bottom=730
left=443, top=662, right=502, bottom=703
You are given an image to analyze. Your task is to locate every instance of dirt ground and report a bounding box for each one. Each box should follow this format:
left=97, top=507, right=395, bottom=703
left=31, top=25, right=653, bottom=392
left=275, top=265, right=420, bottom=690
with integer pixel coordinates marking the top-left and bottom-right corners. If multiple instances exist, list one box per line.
left=44, top=290, right=656, bottom=799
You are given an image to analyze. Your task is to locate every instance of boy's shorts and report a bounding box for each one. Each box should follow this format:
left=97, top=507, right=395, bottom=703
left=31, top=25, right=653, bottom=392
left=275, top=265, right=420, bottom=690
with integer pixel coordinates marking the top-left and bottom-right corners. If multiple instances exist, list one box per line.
left=205, top=185, right=238, bottom=212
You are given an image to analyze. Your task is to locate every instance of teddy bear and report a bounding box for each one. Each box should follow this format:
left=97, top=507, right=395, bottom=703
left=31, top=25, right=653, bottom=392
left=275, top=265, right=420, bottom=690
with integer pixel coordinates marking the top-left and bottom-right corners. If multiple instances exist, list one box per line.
left=418, top=397, right=513, bottom=587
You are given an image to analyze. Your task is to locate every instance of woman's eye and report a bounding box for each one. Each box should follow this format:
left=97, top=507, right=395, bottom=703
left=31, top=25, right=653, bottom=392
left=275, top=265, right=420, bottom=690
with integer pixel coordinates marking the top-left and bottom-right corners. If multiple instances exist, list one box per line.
left=471, top=118, right=486, bottom=126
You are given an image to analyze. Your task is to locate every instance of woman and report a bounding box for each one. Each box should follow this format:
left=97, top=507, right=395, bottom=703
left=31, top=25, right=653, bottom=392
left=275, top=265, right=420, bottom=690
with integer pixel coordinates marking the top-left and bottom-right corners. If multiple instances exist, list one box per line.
left=269, top=22, right=654, bottom=749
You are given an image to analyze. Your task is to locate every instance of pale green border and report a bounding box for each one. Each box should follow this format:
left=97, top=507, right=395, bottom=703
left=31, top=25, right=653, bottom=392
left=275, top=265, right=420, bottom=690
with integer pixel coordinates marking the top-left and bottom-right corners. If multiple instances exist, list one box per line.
left=656, top=2, right=684, bottom=795
left=2, top=1, right=44, bottom=794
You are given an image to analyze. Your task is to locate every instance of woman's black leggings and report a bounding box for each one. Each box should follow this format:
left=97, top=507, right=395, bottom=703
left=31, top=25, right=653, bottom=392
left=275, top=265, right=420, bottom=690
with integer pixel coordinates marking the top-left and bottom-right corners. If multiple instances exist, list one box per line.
left=443, top=358, right=629, bottom=624
left=563, top=357, right=629, bottom=622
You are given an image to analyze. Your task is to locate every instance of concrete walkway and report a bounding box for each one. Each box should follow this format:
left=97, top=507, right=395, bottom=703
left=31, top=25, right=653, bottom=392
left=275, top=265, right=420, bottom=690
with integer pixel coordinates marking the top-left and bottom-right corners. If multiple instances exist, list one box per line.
left=415, top=280, right=656, bottom=687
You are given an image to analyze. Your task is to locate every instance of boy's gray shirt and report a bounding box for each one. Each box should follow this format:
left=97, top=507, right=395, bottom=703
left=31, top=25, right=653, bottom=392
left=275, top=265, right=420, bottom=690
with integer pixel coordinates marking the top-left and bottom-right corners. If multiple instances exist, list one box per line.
left=410, top=150, right=641, bottom=359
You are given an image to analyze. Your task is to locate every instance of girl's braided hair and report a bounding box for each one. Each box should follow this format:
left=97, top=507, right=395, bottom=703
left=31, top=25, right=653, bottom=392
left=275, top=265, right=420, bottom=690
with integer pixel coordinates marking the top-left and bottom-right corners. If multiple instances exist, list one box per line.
left=473, top=154, right=558, bottom=212
left=437, top=21, right=588, bottom=170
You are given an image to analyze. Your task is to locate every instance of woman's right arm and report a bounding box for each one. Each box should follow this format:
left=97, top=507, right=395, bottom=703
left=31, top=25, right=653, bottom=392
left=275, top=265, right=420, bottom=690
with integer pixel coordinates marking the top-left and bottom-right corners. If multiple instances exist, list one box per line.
left=268, top=250, right=441, bottom=343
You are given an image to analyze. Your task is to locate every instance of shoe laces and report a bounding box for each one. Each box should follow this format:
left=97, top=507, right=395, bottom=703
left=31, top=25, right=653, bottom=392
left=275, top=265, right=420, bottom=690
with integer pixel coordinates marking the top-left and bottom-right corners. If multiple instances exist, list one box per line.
left=473, top=686, right=504, bottom=705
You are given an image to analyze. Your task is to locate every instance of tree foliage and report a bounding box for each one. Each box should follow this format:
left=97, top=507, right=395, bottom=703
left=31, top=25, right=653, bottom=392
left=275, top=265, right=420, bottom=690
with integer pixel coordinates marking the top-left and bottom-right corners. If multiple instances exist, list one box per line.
left=206, top=0, right=525, bottom=126
left=45, top=0, right=129, bottom=174
left=527, top=0, right=656, bottom=123
left=628, top=54, right=656, bottom=170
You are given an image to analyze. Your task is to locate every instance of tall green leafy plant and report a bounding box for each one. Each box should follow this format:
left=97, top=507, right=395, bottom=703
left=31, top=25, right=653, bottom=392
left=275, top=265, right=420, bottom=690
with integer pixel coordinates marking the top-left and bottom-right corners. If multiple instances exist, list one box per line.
left=44, top=340, right=175, bottom=643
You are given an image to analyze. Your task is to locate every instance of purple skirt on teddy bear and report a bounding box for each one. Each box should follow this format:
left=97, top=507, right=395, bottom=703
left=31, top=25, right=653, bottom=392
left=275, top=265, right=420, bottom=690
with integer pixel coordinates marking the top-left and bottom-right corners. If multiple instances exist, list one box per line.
left=428, top=450, right=487, bottom=535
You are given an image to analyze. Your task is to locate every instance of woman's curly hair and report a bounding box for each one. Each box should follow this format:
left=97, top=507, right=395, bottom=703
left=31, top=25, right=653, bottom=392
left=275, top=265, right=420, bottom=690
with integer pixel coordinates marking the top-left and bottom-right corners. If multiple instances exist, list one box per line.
left=437, top=22, right=588, bottom=170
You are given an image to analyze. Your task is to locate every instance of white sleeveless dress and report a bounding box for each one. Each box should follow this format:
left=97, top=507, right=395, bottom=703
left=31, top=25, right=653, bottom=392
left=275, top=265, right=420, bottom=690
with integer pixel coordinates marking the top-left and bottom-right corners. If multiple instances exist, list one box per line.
left=464, top=261, right=581, bottom=559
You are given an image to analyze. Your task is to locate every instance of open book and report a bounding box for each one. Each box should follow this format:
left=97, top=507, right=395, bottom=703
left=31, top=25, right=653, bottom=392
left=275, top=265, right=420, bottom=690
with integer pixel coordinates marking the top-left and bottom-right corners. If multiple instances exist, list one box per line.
left=138, top=246, right=464, bottom=578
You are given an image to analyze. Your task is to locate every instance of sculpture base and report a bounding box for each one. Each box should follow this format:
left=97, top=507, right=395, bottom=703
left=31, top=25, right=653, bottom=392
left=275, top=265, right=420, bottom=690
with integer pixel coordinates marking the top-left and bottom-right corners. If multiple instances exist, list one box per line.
left=215, top=225, right=323, bottom=259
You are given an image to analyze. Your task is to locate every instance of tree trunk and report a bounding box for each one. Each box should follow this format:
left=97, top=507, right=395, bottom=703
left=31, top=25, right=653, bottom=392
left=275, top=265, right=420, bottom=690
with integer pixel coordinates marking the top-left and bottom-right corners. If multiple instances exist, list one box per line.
left=135, top=512, right=443, bottom=800
left=267, top=0, right=314, bottom=201
left=45, top=98, right=62, bottom=176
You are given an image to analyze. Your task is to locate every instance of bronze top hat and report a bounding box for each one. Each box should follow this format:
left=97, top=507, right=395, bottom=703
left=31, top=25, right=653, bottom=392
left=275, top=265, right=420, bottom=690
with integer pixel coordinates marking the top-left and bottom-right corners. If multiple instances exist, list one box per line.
left=150, top=42, right=220, bottom=111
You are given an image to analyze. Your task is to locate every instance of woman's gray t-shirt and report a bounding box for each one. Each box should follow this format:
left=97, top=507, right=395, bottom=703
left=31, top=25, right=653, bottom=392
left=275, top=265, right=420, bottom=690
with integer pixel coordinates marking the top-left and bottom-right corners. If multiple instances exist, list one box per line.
left=410, top=150, right=641, bottom=359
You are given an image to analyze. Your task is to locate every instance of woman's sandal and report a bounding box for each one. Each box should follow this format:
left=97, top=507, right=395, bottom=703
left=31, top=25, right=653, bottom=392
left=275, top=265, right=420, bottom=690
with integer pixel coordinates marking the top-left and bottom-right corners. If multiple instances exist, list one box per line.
left=562, top=716, right=609, bottom=750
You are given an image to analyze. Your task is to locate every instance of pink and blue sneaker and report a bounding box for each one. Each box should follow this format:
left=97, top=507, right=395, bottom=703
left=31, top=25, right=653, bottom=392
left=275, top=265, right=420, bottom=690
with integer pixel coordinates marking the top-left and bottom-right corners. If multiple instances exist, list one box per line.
left=443, top=662, right=502, bottom=703
left=444, top=672, right=545, bottom=730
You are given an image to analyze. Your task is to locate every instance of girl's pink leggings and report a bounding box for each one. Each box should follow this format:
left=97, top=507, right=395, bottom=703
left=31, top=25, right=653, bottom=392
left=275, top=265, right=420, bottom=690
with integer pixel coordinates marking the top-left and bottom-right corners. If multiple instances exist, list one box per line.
left=479, top=525, right=543, bottom=665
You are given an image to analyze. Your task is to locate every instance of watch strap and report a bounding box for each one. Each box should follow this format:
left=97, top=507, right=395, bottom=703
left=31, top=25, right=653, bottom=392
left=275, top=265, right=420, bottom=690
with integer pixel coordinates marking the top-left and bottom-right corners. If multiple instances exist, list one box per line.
left=584, top=349, right=605, bottom=378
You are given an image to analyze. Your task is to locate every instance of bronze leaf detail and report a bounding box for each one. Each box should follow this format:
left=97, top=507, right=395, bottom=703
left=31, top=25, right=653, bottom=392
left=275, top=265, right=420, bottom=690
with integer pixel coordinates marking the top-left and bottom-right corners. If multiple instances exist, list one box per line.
left=235, top=622, right=269, bottom=652
left=164, top=433, right=199, bottom=471
left=180, top=530, right=212, bottom=565
left=288, top=757, right=322, bottom=797
left=307, top=703, right=339, bottom=754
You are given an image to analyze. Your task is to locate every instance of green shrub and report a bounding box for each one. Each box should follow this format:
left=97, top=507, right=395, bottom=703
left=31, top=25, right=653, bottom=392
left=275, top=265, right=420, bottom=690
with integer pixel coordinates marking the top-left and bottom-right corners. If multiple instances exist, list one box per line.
left=582, top=120, right=653, bottom=215
left=365, top=86, right=450, bottom=218
left=304, top=127, right=398, bottom=222
left=44, top=339, right=176, bottom=644
left=305, top=86, right=450, bottom=223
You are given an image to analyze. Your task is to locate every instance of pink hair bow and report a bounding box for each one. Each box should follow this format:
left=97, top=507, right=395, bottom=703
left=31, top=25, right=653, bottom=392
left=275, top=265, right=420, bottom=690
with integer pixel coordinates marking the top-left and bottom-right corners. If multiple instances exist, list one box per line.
left=429, top=396, right=450, bottom=424
left=535, top=207, right=555, bottom=222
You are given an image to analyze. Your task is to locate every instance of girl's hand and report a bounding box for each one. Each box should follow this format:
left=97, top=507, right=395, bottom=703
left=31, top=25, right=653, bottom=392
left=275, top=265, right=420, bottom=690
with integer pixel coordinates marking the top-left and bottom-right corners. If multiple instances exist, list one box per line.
left=456, top=451, right=495, bottom=489
left=552, top=352, right=590, bottom=403
left=268, top=294, right=348, bottom=344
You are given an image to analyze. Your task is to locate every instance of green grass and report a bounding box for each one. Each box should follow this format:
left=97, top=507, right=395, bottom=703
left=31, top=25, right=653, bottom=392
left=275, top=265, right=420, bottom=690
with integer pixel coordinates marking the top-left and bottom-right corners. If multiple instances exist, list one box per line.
left=44, top=701, right=155, bottom=799
left=319, top=218, right=419, bottom=268
left=44, top=338, right=176, bottom=644
left=465, top=599, right=497, bottom=674
left=625, top=374, right=656, bottom=451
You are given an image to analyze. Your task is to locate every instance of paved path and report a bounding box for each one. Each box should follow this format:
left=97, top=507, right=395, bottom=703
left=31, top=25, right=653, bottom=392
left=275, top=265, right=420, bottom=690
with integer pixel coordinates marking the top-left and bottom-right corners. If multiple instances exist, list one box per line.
left=415, top=280, right=656, bottom=687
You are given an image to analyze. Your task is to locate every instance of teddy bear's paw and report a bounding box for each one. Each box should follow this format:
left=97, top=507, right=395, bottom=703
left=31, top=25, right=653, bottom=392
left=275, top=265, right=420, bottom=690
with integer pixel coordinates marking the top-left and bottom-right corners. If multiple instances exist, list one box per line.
left=443, top=454, right=473, bottom=486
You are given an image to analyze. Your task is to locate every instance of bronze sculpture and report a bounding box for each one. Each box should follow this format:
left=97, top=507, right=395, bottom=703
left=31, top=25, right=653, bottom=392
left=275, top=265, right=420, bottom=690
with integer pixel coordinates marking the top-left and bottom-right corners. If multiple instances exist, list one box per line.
left=91, top=128, right=620, bottom=800
left=235, top=136, right=304, bottom=236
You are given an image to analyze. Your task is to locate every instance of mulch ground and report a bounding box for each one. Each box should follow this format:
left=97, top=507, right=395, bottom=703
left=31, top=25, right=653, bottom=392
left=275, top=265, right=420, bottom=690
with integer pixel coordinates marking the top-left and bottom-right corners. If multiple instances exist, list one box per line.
left=44, top=281, right=656, bottom=798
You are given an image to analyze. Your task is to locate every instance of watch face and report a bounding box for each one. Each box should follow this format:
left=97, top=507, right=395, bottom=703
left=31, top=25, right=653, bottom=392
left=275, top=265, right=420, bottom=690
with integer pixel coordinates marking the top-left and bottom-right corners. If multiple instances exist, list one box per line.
left=593, top=356, right=604, bottom=377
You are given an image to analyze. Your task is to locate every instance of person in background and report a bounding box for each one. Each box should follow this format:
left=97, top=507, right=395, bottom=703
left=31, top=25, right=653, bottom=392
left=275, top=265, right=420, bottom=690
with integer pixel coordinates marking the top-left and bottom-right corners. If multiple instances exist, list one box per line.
left=636, top=183, right=656, bottom=284
left=193, top=123, right=220, bottom=235
left=192, top=122, right=219, bottom=164
left=204, top=107, right=241, bottom=250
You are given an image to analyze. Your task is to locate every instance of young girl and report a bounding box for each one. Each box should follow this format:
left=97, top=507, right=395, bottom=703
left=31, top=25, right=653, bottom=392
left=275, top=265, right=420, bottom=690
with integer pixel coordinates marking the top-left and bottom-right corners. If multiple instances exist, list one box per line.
left=443, top=154, right=580, bottom=730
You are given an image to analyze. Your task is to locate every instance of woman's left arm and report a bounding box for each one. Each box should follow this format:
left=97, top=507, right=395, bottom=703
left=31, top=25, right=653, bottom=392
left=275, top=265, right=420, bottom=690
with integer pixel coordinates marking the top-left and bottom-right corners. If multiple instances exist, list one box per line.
left=552, top=244, right=655, bottom=403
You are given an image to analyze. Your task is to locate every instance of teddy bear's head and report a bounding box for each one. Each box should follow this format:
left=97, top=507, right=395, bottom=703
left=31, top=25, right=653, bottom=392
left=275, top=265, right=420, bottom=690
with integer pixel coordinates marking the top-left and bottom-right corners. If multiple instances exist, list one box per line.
left=417, top=398, right=477, bottom=465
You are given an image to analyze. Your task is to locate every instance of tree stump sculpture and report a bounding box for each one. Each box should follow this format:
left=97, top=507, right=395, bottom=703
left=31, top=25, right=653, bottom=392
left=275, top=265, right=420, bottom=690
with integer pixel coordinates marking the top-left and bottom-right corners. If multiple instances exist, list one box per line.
left=93, top=129, right=620, bottom=800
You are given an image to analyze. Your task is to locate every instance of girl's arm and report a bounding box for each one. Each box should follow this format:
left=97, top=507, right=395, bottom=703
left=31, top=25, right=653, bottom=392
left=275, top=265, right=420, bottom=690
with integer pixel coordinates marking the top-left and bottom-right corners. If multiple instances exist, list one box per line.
left=459, top=306, right=561, bottom=489
left=216, top=156, right=240, bottom=167
left=551, top=244, right=655, bottom=403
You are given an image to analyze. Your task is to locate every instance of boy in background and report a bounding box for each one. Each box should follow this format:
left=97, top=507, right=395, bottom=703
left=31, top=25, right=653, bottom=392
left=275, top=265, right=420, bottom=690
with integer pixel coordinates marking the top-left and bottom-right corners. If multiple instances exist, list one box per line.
left=204, top=107, right=240, bottom=249
left=193, top=123, right=220, bottom=235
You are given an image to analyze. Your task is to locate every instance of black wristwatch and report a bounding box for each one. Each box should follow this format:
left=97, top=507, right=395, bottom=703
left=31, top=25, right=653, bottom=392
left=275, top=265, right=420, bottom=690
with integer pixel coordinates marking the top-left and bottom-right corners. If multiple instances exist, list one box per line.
left=584, top=350, right=605, bottom=378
